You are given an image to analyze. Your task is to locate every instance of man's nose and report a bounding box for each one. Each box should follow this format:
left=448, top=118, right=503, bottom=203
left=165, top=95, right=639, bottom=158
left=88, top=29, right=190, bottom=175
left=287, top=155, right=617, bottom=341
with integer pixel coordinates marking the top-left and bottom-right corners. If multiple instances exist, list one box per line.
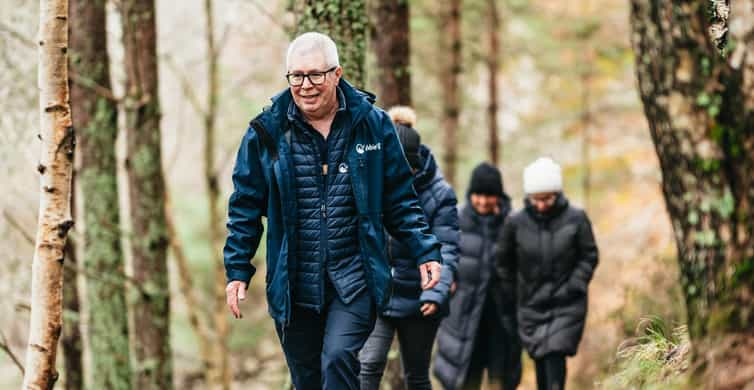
left=301, top=76, right=314, bottom=88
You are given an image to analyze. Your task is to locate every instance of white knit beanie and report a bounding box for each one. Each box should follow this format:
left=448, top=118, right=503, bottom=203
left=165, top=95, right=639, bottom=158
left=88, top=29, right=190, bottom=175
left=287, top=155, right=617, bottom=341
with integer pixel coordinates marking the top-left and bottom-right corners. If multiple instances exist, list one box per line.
left=523, top=157, right=563, bottom=194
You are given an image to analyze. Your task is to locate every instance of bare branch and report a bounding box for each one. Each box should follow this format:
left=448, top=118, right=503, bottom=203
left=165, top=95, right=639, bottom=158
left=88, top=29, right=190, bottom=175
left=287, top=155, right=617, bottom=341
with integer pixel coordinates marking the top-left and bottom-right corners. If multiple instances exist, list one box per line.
left=163, top=54, right=207, bottom=118
left=0, top=21, right=35, bottom=47
left=0, top=329, right=25, bottom=375
left=243, top=0, right=288, bottom=32
left=2, top=209, right=34, bottom=245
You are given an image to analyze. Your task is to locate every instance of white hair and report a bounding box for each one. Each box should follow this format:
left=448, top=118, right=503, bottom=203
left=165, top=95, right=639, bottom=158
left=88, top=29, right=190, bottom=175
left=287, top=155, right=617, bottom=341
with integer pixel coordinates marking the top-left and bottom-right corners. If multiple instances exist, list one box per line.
left=286, top=32, right=340, bottom=71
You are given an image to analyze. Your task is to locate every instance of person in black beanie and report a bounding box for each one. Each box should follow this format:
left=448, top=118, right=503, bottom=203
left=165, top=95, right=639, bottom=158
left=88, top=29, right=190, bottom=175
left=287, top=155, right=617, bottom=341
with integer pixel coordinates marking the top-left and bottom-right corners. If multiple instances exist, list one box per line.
left=434, top=162, right=522, bottom=390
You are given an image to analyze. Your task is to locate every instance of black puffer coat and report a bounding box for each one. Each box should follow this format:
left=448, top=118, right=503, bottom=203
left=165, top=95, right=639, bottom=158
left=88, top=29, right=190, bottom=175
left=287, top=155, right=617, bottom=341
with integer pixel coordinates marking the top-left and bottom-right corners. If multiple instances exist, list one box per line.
left=496, top=194, right=598, bottom=359
left=434, top=197, right=516, bottom=389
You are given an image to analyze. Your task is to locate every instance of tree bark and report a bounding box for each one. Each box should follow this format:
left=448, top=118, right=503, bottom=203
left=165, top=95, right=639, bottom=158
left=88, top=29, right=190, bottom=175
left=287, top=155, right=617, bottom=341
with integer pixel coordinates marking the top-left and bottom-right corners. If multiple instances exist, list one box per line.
left=120, top=0, right=173, bottom=388
left=294, top=0, right=368, bottom=88
left=630, top=1, right=754, bottom=387
left=371, top=0, right=411, bottom=108
left=61, top=237, right=83, bottom=390
left=70, top=0, right=133, bottom=388
left=486, top=0, right=500, bottom=165
left=204, top=0, right=231, bottom=388
left=23, top=0, right=75, bottom=388
left=441, top=0, right=461, bottom=187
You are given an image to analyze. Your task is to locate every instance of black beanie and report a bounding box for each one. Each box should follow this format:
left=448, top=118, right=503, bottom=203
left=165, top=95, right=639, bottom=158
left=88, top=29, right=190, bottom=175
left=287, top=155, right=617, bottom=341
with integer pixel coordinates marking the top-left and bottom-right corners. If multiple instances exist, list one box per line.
left=395, top=124, right=422, bottom=170
left=469, top=162, right=504, bottom=196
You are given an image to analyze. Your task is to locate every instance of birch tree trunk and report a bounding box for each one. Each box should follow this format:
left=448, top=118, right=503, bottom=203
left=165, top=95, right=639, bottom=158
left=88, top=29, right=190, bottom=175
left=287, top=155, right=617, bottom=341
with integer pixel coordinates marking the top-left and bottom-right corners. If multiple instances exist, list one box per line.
left=294, top=0, right=368, bottom=88
left=371, top=0, right=411, bottom=108
left=630, top=1, right=754, bottom=387
left=69, top=0, right=132, bottom=388
left=23, top=0, right=75, bottom=388
left=120, top=0, right=173, bottom=387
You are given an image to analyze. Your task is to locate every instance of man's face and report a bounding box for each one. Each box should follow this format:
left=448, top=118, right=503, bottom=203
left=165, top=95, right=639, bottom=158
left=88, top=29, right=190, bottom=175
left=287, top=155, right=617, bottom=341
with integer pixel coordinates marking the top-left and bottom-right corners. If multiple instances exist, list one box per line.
left=470, top=193, right=500, bottom=215
left=287, top=50, right=342, bottom=120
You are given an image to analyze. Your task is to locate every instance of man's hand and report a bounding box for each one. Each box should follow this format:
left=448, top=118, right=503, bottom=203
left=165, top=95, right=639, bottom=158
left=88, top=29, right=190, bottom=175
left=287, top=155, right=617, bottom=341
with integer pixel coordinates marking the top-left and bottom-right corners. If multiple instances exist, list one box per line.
left=450, top=281, right=457, bottom=295
left=226, top=281, right=247, bottom=319
left=420, top=302, right=438, bottom=317
left=419, top=261, right=441, bottom=290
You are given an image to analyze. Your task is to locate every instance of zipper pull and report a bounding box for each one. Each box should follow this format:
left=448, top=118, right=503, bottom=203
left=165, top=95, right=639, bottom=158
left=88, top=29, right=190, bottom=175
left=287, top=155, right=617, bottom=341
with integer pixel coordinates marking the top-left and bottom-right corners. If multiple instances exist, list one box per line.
left=321, top=203, right=327, bottom=218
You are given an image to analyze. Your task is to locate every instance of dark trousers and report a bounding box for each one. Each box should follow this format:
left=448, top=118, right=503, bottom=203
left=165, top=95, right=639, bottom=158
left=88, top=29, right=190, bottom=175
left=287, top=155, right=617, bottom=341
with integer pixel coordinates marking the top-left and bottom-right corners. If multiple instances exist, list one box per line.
left=463, top=300, right=522, bottom=390
left=275, top=290, right=376, bottom=390
left=359, top=315, right=440, bottom=390
left=534, top=354, right=566, bottom=390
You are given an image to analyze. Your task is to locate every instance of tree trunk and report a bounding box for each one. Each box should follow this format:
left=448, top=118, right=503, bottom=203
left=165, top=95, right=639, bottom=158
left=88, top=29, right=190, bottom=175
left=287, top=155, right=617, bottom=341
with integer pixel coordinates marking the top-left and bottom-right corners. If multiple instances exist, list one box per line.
left=371, top=0, right=411, bottom=108
left=630, top=1, right=754, bottom=388
left=441, top=0, right=461, bottom=187
left=23, top=0, right=75, bottom=388
left=204, top=0, right=231, bottom=388
left=120, top=0, right=173, bottom=388
left=294, top=0, right=368, bottom=88
left=62, top=237, right=83, bottom=390
left=70, top=0, right=133, bottom=388
left=164, top=192, right=217, bottom=389
left=580, top=68, right=592, bottom=212
left=486, top=0, right=500, bottom=165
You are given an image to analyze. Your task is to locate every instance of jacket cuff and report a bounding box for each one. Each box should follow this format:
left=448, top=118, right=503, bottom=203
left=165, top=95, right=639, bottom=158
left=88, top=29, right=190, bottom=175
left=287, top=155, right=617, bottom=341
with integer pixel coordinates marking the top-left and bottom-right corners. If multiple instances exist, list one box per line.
left=226, top=267, right=255, bottom=288
left=415, top=247, right=442, bottom=266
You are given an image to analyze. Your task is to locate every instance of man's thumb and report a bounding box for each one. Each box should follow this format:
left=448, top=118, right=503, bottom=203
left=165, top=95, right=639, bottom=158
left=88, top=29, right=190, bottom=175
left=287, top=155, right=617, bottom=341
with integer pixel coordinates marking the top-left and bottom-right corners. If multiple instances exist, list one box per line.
left=238, top=284, right=247, bottom=300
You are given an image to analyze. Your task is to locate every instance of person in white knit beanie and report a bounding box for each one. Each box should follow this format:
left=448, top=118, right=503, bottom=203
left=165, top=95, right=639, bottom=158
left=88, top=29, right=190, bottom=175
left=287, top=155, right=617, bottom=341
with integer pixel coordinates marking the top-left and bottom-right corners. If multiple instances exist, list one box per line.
left=496, top=156, right=599, bottom=390
left=523, top=157, right=563, bottom=195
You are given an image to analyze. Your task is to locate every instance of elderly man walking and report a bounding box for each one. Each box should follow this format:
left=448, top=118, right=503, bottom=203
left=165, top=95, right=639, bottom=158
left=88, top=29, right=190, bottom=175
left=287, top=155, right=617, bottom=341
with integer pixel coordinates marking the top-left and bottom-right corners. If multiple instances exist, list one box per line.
left=222, top=32, right=443, bottom=390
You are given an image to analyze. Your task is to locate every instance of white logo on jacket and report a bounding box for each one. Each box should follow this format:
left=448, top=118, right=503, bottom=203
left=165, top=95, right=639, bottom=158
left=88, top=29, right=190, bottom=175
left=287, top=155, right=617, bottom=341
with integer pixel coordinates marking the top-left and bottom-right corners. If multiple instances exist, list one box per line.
left=355, top=143, right=381, bottom=154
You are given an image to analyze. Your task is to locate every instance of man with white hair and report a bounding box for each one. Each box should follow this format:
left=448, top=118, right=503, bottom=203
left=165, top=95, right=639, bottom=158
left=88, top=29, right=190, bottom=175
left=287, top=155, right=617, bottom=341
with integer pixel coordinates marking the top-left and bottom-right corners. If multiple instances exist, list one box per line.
left=222, top=32, right=443, bottom=389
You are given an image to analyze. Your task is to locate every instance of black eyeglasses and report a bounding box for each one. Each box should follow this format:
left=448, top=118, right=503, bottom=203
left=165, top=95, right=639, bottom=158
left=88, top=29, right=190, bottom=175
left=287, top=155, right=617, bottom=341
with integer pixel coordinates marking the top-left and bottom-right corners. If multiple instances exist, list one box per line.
left=285, top=67, right=337, bottom=86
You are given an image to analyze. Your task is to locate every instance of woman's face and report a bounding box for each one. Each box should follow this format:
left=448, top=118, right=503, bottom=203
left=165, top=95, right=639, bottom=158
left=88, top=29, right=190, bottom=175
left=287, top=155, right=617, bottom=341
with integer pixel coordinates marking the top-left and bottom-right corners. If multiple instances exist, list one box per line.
left=470, top=193, right=500, bottom=215
left=528, top=192, right=558, bottom=213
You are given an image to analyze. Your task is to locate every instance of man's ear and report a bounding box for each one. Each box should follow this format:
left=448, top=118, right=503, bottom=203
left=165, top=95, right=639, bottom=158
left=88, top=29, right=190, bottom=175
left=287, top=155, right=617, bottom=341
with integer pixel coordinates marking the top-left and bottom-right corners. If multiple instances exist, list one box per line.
left=335, top=66, right=343, bottom=79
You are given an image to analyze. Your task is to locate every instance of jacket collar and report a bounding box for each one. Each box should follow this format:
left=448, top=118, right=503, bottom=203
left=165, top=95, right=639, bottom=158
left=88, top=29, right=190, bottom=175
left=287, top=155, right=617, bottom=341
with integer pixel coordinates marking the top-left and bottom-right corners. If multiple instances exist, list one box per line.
left=524, top=192, right=569, bottom=222
left=265, top=78, right=375, bottom=135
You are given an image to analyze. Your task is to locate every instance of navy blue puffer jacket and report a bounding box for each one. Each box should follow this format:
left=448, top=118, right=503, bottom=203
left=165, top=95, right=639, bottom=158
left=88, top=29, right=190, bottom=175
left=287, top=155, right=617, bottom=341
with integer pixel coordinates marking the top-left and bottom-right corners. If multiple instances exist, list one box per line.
left=382, top=145, right=460, bottom=318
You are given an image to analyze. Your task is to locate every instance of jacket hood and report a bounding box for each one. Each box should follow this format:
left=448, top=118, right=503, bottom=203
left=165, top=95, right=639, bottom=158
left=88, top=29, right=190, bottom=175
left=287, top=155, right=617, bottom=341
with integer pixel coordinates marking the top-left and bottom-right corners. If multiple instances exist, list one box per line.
left=413, top=145, right=440, bottom=191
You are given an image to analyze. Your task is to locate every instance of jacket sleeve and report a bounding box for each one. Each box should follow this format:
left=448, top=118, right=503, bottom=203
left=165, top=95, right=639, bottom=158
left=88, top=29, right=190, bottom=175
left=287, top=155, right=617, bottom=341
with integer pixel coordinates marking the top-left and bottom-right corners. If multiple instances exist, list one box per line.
left=223, top=127, right=268, bottom=286
left=568, top=211, right=599, bottom=294
left=419, top=187, right=460, bottom=309
left=380, top=114, right=442, bottom=266
left=495, top=218, right=518, bottom=304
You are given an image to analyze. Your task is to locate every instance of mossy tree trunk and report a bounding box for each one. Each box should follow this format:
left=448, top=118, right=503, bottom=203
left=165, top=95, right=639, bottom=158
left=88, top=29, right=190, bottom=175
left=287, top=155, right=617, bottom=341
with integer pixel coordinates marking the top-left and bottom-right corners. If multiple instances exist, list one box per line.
left=630, top=1, right=754, bottom=387
left=293, top=0, right=368, bottom=88
left=371, top=0, right=411, bottom=108
left=120, top=0, right=173, bottom=388
left=23, top=0, right=75, bottom=388
left=62, top=237, right=83, bottom=390
left=70, top=0, right=133, bottom=388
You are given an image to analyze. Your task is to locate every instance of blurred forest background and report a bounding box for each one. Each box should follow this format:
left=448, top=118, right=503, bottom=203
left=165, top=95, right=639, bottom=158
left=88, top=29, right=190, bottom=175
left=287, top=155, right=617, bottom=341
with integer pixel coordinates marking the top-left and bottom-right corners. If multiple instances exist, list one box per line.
left=2, top=0, right=750, bottom=389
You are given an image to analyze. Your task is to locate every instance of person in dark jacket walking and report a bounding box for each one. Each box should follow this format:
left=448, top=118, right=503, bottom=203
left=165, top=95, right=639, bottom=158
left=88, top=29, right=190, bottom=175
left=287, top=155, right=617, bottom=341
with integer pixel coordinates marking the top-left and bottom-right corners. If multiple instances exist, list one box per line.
left=496, top=157, right=599, bottom=390
left=223, top=33, right=443, bottom=390
left=434, top=163, right=522, bottom=390
left=359, top=107, right=460, bottom=390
